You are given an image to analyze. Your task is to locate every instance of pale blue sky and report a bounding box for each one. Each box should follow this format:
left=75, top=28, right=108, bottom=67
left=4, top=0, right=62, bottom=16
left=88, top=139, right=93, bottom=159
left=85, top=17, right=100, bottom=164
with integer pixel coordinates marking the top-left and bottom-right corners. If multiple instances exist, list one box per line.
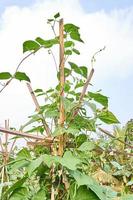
left=0, top=0, right=133, bottom=126
left=80, top=0, right=133, bottom=12
left=0, top=0, right=133, bottom=14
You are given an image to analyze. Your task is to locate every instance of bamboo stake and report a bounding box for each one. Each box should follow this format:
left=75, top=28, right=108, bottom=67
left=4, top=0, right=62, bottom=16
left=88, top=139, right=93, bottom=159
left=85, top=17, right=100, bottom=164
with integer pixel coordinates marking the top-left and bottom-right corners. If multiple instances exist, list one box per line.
left=98, top=127, right=133, bottom=149
left=26, top=83, right=51, bottom=137
left=4, top=120, right=9, bottom=163
left=0, top=127, right=46, bottom=140
left=58, top=18, right=65, bottom=157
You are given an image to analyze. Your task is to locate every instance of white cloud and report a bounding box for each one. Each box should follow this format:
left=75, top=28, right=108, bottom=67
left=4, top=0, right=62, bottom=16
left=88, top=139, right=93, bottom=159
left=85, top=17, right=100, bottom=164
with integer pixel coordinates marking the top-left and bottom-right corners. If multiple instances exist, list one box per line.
left=0, top=0, right=133, bottom=128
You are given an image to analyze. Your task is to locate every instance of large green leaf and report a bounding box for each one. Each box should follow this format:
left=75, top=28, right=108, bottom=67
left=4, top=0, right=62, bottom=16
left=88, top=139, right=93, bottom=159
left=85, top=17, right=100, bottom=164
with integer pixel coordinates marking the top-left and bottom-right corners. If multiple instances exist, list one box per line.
left=27, top=155, right=45, bottom=176
left=4, top=176, right=28, bottom=198
left=78, top=141, right=95, bottom=151
left=75, top=186, right=99, bottom=200
left=60, top=151, right=81, bottom=170
left=70, top=31, right=83, bottom=43
left=23, top=40, right=40, bottom=53
left=0, top=72, right=12, bottom=80
left=17, top=148, right=31, bottom=159
left=89, top=92, right=108, bottom=107
left=9, top=187, right=29, bottom=200
left=15, top=72, right=30, bottom=82
left=98, top=110, right=119, bottom=124
left=32, top=188, right=46, bottom=200
left=71, top=170, right=107, bottom=200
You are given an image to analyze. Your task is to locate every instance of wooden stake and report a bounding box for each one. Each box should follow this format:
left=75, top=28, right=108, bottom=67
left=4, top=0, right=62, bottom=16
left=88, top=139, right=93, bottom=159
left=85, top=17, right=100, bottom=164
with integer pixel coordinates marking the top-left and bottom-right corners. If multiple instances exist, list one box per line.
left=26, top=83, right=51, bottom=136
left=5, top=119, right=9, bottom=163
left=0, top=127, right=46, bottom=140
left=58, top=18, right=65, bottom=156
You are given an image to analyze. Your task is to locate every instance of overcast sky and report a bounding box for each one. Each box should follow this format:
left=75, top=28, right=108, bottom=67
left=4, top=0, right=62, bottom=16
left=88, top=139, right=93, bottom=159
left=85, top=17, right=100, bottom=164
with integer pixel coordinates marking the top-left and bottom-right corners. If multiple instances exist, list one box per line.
left=0, top=0, right=133, bottom=129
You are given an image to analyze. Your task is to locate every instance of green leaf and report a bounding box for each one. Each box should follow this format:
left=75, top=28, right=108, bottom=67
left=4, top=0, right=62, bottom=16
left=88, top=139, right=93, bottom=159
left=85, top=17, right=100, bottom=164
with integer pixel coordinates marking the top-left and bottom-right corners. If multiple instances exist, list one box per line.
left=78, top=141, right=95, bottom=151
left=71, top=170, right=106, bottom=200
left=62, top=97, right=76, bottom=112
left=23, top=40, right=40, bottom=53
left=64, top=23, right=83, bottom=43
left=27, top=155, right=44, bottom=176
left=66, top=127, right=79, bottom=135
left=72, top=115, right=96, bottom=131
left=76, top=134, right=88, bottom=147
left=60, top=151, right=81, bottom=170
left=72, top=48, right=80, bottom=55
left=9, top=187, right=29, bottom=200
left=0, top=72, right=12, bottom=80
left=64, top=83, right=71, bottom=92
left=64, top=68, right=71, bottom=77
left=17, top=148, right=31, bottom=159
left=64, top=23, right=79, bottom=33
left=80, top=66, right=88, bottom=78
left=65, top=49, right=72, bottom=55
left=10, top=160, right=30, bottom=172
left=98, top=110, right=120, bottom=124
left=75, top=80, right=84, bottom=89
left=35, top=37, right=59, bottom=48
left=75, top=186, right=99, bottom=200
left=45, top=110, right=58, bottom=118
left=15, top=72, right=30, bottom=82
left=69, top=62, right=81, bottom=74
left=34, top=89, right=43, bottom=93
left=89, top=92, right=108, bottom=107
left=54, top=12, right=60, bottom=19
left=64, top=41, right=74, bottom=48
left=32, top=188, right=46, bottom=200
left=70, top=31, right=84, bottom=42
left=4, top=176, right=28, bottom=198
left=68, top=62, right=87, bottom=78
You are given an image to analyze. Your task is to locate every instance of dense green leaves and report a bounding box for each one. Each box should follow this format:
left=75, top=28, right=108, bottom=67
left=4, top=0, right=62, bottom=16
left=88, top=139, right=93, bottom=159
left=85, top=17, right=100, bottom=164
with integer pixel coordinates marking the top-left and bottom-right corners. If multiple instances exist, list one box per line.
left=15, top=72, right=30, bottom=82
left=23, top=40, right=40, bottom=53
left=98, top=110, right=120, bottom=124
left=1, top=13, right=130, bottom=200
left=0, top=72, right=12, bottom=80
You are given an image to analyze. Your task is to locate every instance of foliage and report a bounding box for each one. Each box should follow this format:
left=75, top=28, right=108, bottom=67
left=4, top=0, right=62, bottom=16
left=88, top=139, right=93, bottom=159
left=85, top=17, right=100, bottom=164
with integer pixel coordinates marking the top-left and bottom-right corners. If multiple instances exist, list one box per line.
left=0, top=13, right=132, bottom=200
